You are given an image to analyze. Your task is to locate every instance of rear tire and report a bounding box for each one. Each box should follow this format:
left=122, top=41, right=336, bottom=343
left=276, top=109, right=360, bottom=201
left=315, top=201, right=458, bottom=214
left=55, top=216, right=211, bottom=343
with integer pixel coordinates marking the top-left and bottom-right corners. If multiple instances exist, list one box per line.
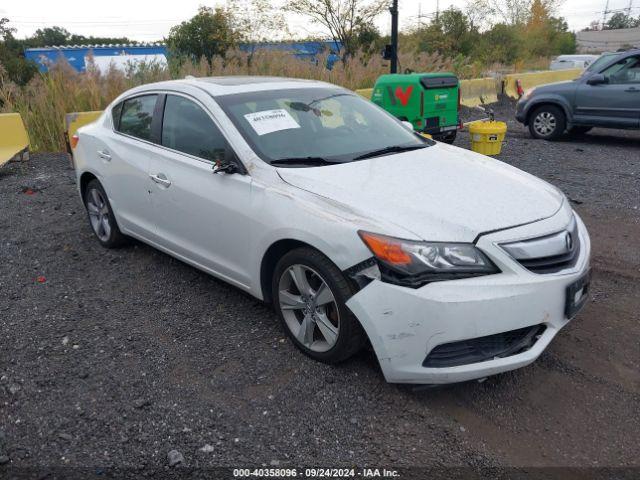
left=84, top=179, right=128, bottom=248
left=272, top=247, right=366, bottom=364
left=528, top=105, right=566, bottom=140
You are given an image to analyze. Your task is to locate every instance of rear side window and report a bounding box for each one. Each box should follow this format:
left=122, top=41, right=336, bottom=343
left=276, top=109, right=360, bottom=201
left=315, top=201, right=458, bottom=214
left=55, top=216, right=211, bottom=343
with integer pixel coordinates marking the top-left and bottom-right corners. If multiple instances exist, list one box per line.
left=161, top=95, right=226, bottom=162
left=117, top=95, right=158, bottom=141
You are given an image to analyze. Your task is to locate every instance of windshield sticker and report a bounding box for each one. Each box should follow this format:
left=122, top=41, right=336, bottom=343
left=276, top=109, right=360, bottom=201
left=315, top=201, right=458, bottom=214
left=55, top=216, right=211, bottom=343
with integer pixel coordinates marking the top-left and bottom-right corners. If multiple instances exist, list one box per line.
left=244, top=109, right=301, bottom=136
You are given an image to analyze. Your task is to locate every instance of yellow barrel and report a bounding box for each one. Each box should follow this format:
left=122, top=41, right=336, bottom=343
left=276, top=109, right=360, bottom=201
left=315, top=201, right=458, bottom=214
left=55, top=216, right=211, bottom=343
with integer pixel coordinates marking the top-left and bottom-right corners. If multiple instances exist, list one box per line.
left=468, top=120, right=507, bottom=156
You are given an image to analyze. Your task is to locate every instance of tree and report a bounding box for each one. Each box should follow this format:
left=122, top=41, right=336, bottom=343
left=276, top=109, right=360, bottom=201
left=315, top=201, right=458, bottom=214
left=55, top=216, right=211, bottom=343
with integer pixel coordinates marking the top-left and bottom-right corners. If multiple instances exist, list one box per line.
left=0, top=17, right=15, bottom=40
left=0, top=18, right=39, bottom=85
left=69, top=34, right=136, bottom=45
left=284, top=0, right=387, bottom=60
left=466, top=0, right=564, bottom=26
left=354, top=23, right=382, bottom=54
left=229, top=0, right=289, bottom=60
left=605, top=12, right=639, bottom=30
left=166, top=6, right=239, bottom=64
left=29, top=26, right=71, bottom=47
left=521, top=0, right=575, bottom=57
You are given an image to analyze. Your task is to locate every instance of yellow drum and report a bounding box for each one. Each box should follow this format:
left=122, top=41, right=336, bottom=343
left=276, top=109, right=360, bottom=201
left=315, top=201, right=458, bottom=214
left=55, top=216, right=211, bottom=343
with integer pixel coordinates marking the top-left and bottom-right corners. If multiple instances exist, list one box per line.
left=468, top=120, right=507, bottom=156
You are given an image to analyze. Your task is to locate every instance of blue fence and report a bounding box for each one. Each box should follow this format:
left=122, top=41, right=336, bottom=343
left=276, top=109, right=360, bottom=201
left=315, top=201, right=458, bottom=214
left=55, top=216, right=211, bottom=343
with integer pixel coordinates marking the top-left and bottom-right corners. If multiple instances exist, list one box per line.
left=25, top=40, right=342, bottom=72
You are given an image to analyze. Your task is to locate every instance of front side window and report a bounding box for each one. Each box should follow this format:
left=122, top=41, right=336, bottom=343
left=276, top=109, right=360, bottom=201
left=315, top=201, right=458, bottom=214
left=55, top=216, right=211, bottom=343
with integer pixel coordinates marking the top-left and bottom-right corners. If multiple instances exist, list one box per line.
left=117, top=95, right=157, bottom=141
left=216, top=87, right=430, bottom=166
left=602, top=56, right=640, bottom=84
left=582, top=53, right=619, bottom=76
left=161, top=95, right=226, bottom=162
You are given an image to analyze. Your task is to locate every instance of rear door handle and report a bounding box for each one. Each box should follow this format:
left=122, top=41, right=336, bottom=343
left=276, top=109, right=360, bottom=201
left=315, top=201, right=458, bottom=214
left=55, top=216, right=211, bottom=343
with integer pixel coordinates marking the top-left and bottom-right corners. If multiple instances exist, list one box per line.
left=149, top=173, right=171, bottom=187
left=625, top=88, right=639, bottom=92
left=97, top=150, right=111, bottom=161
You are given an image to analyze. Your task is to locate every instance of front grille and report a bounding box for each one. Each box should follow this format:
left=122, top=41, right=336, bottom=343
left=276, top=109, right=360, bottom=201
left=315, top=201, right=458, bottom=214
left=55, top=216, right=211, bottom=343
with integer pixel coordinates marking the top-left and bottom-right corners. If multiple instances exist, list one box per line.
left=501, top=217, right=580, bottom=274
left=422, top=325, right=546, bottom=368
left=517, top=245, right=580, bottom=274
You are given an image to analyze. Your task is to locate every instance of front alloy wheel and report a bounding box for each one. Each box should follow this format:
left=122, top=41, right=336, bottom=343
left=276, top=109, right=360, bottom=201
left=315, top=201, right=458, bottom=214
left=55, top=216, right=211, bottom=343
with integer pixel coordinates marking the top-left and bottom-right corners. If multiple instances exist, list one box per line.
left=279, top=264, right=340, bottom=353
left=528, top=105, right=566, bottom=140
left=272, top=247, right=366, bottom=363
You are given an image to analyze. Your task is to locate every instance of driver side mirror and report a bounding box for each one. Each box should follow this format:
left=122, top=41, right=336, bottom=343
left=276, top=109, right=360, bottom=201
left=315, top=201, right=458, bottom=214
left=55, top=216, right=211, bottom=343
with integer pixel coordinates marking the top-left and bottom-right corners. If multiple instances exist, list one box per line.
left=587, top=73, right=608, bottom=86
left=213, top=159, right=238, bottom=174
left=212, top=149, right=244, bottom=175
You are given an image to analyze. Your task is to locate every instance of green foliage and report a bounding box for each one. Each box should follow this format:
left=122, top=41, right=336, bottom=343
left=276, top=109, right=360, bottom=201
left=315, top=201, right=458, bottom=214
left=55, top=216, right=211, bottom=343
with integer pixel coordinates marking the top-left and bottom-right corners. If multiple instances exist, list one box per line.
left=605, top=13, right=640, bottom=30
left=0, top=18, right=38, bottom=85
left=0, top=18, right=136, bottom=86
left=403, top=1, right=575, bottom=71
left=284, top=0, right=387, bottom=59
left=166, top=6, right=239, bottom=64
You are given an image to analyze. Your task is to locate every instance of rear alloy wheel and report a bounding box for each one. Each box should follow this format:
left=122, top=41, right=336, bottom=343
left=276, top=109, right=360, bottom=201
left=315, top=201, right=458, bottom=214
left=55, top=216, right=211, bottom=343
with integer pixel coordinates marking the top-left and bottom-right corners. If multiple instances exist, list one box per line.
left=272, top=248, right=365, bottom=363
left=84, top=179, right=127, bottom=248
left=529, top=105, right=566, bottom=140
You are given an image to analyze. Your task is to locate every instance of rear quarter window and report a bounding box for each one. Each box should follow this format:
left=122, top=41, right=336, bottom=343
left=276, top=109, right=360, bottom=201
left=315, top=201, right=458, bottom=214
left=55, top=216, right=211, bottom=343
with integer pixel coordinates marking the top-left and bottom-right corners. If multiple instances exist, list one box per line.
left=117, top=95, right=158, bottom=141
left=111, top=102, right=123, bottom=130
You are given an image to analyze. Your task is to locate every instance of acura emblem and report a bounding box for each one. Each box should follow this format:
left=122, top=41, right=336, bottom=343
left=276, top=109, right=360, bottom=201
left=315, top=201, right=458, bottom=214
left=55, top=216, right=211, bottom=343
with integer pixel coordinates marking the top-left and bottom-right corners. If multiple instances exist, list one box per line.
left=565, top=232, right=573, bottom=252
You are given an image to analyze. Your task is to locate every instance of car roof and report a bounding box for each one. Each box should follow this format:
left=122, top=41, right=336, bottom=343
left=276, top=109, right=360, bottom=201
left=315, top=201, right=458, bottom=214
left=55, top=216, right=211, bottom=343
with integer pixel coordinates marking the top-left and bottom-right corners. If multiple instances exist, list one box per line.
left=127, top=76, right=341, bottom=98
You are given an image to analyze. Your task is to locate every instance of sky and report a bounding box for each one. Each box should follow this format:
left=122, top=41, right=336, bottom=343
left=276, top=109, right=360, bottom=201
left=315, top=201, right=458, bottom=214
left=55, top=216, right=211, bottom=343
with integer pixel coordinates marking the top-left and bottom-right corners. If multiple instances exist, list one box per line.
left=0, top=0, right=637, bottom=43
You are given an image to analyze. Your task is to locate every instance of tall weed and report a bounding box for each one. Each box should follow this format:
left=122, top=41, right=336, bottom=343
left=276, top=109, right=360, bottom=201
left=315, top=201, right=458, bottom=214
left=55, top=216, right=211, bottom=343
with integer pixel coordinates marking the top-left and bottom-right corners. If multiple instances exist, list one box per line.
left=1, top=49, right=526, bottom=152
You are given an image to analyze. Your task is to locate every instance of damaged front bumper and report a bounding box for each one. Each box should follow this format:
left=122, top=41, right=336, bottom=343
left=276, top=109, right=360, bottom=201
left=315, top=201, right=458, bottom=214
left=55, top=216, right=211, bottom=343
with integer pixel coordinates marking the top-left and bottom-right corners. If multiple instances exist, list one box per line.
left=346, top=211, right=591, bottom=384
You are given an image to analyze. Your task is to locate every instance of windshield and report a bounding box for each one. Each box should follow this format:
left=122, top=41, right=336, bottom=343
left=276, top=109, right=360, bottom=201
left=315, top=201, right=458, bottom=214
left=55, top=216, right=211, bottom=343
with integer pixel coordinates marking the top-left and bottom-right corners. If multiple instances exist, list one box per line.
left=216, top=87, right=431, bottom=166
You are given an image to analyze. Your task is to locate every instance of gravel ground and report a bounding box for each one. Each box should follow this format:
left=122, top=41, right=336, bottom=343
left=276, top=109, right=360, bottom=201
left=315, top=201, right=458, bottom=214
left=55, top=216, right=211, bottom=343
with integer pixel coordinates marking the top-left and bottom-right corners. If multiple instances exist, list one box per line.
left=1, top=100, right=639, bottom=477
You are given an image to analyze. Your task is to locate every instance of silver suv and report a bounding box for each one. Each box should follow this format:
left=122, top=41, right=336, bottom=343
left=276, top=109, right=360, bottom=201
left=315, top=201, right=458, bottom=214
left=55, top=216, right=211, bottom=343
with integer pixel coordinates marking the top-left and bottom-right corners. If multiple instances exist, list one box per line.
left=516, top=50, right=640, bottom=139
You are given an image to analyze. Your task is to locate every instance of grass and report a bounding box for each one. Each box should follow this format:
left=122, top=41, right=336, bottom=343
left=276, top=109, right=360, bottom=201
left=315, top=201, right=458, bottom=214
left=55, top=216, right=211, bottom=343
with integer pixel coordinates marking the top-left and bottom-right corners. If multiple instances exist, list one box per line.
left=0, top=49, right=543, bottom=152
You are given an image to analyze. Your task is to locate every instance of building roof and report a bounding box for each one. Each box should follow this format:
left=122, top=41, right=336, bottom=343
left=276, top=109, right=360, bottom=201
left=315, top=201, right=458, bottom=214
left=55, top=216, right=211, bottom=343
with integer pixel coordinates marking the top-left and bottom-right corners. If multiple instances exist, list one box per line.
left=26, top=43, right=166, bottom=51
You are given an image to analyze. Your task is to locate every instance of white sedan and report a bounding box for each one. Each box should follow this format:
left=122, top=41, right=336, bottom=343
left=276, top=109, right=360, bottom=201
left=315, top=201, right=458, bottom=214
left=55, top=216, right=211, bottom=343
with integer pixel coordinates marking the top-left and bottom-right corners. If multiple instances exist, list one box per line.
left=71, top=76, right=591, bottom=384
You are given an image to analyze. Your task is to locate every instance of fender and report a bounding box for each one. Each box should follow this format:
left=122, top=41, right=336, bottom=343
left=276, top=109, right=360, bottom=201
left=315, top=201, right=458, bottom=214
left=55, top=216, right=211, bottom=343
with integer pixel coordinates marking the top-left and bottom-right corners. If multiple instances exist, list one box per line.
left=522, top=94, right=574, bottom=126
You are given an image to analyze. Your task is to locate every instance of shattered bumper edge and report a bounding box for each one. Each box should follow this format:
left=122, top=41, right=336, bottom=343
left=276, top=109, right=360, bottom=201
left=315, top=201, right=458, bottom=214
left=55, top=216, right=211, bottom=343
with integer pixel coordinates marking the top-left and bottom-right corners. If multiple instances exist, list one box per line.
left=345, top=214, right=591, bottom=385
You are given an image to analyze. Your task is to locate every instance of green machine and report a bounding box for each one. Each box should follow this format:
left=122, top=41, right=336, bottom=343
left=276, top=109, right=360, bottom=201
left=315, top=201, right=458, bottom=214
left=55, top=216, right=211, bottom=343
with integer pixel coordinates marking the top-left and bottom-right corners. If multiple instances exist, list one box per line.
left=371, top=72, right=461, bottom=143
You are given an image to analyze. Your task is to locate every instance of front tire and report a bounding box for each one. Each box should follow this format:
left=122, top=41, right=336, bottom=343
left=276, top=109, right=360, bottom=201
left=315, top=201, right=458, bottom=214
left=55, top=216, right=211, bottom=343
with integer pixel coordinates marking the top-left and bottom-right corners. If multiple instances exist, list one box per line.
left=272, top=248, right=365, bottom=364
left=84, top=179, right=128, bottom=248
left=528, top=105, right=566, bottom=140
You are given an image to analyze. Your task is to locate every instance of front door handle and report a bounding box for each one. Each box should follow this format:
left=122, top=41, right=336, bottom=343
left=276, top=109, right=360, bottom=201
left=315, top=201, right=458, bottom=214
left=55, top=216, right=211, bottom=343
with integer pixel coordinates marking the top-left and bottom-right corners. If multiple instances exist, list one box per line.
left=149, top=173, right=171, bottom=187
left=625, top=87, right=639, bottom=92
left=97, top=150, right=111, bottom=161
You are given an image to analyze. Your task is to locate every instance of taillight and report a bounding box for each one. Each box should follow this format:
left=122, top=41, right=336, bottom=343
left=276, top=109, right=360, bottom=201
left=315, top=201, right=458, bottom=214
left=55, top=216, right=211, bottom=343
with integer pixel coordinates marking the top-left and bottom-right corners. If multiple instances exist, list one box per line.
left=457, top=87, right=461, bottom=111
left=70, top=134, right=79, bottom=149
left=516, top=79, right=524, bottom=98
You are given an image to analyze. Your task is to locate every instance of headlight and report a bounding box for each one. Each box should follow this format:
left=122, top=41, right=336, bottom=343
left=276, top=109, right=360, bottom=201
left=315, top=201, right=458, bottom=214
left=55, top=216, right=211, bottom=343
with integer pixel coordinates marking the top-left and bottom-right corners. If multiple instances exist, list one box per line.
left=358, top=231, right=499, bottom=288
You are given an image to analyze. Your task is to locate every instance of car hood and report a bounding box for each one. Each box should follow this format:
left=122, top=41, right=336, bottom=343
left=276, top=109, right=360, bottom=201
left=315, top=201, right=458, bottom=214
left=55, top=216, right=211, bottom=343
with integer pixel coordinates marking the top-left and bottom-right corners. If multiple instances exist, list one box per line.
left=535, top=80, right=577, bottom=92
left=276, top=142, right=564, bottom=242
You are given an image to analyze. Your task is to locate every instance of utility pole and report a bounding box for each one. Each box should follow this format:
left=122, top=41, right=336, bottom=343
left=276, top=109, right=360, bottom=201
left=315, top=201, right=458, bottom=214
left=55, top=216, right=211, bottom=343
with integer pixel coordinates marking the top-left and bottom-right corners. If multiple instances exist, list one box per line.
left=602, top=0, right=610, bottom=29
left=390, top=0, right=399, bottom=74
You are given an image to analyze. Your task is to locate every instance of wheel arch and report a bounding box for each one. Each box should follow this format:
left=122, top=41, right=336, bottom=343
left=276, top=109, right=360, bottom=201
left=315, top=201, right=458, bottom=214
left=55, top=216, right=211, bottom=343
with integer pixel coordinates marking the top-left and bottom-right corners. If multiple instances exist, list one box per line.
left=79, top=171, right=98, bottom=202
left=259, top=238, right=319, bottom=304
left=525, top=97, right=572, bottom=126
